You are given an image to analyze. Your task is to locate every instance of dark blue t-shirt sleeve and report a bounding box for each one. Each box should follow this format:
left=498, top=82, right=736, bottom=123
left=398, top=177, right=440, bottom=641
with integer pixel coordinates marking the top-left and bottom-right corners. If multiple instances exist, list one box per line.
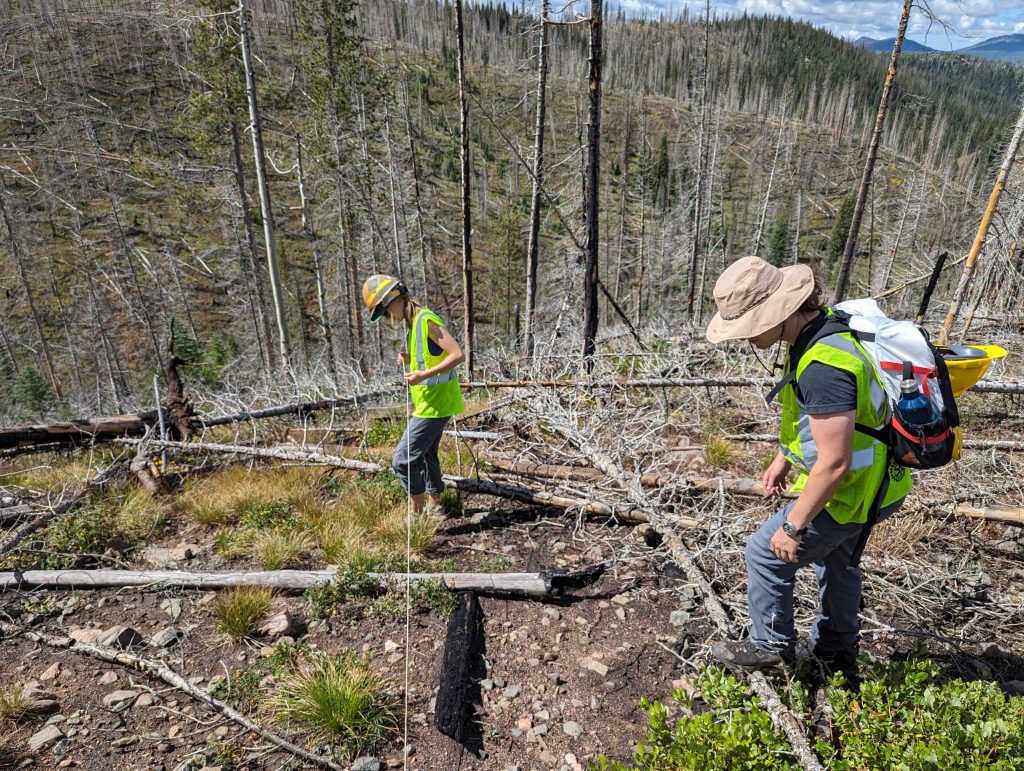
left=796, top=362, right=857, bottom=415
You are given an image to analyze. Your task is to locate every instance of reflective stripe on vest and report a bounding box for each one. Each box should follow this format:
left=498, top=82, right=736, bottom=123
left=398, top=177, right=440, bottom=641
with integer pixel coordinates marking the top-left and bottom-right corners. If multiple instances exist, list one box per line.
left=779, top=330, right=894, bottom=524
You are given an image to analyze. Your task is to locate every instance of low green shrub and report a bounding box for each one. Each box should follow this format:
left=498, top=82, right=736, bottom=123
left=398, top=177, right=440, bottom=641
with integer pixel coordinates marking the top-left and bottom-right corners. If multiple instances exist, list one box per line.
left=212, top=586, right=274, bottom=641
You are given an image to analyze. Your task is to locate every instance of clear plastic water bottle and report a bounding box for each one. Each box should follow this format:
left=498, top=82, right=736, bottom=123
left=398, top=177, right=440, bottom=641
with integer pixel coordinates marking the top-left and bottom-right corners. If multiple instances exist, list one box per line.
left=897, top=361, right=937, bottom=425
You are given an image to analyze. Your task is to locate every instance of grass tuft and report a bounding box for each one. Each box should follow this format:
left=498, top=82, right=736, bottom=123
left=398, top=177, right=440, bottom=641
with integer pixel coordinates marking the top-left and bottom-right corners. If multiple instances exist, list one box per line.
left=0, top=682, right=29, bottom=724
left=270, top=651, right=397, bottom=758
left=249, top=530, right=313, bottom=570
left=703, top=437, right=738, bottom=470
left=212, top=586, right=274, bottom=641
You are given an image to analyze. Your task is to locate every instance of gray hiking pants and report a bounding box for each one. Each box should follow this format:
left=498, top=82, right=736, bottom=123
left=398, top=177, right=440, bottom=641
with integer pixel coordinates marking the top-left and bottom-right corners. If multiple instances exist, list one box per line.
left=392, top=416, right=449, bottom=497
left=746, top=498, right=901, bottom=658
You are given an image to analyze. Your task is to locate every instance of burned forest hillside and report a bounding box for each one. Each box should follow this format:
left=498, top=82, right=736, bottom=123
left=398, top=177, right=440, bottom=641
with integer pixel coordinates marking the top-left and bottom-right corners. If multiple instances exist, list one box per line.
left=1, top=1, right=1024, bottom=770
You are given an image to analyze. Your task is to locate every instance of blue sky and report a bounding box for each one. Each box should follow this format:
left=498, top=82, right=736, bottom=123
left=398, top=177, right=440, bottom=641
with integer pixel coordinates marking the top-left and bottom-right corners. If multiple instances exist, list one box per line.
left=610, top=1, right=1024, bottom=49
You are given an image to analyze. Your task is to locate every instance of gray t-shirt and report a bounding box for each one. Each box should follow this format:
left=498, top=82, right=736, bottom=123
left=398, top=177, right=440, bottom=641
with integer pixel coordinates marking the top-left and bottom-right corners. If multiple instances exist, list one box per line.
left=796, top=361, right=857, bottom=415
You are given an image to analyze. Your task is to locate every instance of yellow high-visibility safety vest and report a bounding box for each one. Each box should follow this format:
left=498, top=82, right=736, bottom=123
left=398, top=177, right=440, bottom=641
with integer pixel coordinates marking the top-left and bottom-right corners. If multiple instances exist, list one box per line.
left=779, top=328, right=912, bottom=525
left=407, top=308, right=465, bottom=419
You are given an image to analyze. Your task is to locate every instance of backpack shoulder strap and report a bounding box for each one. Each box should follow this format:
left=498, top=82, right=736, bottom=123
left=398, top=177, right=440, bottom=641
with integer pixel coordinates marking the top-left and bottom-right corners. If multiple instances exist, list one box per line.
left=767, top=312, right=855, bottom=404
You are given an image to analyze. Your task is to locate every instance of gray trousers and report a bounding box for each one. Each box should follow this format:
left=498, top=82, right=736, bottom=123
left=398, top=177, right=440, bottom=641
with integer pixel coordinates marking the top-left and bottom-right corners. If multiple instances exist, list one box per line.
left=746, top=499, right=900, bottom=657
left=392, top=416, right=449, bottom=497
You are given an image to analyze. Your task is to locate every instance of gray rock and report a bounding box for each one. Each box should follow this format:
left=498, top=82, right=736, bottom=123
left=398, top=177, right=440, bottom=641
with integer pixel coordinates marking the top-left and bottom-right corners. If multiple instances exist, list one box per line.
left=136, top=693, right=156, bottom=708
left=98, top=671, right=118, bottom=686
left=102, top=690, right=139, bottom=711
left=97, top=626, right=143, bottom=649
left=502, top=684, right=520, bottom=699
left=479, top=678, right=494, bottom=691
left=141, top=546, right=176, bottom=568
left=258, top=610, right=299, bottom=638
left=562, top=721, right=584, bottom=739
left=669, top=610, right=691, bottom=627
left=25, top=699, right=60, bottom=716
left=586, top=660, right=609, bottom=677
left=68, top=628, right=103, bottom=644
left=350, top=757, right=382, bottom=771
left=170, top=543, right=200, bottom=561
left=150, top=627, right=182, bottom=648
left=160, top=598, right=182, bottom=621
left=27, top=725, right=64, bottom=752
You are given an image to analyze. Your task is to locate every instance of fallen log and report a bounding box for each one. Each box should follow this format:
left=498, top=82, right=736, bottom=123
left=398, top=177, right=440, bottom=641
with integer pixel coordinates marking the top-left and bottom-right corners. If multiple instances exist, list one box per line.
left=955, top=505, right=1024, bottom=525
left=0, top=565, right=606, bottom=598
left=0, top=622, right=344, bottom=771
left=0, top=388, right=400, bottom=451
left=116, top=438, right=701, bottom=527
left=435, top=592, right=484, bottom=741
left=463, top=377, right=1024, bottom=395
left=0, top=505, right=44, bottom=525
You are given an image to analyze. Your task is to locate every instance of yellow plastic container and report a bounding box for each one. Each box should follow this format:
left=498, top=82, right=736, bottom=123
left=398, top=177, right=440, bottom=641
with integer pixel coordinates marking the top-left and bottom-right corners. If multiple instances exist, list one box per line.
left=935, top=344, right=1008, bottom=397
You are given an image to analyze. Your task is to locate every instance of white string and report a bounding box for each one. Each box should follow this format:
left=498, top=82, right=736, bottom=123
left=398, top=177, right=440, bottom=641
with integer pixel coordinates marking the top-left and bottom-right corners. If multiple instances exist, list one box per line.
left=403, top=368, right=412, bottom=771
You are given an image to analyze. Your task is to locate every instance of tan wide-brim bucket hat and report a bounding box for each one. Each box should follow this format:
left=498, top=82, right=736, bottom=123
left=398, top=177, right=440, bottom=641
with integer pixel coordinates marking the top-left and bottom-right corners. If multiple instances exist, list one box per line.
left=705, top=256, right=815, bottom=343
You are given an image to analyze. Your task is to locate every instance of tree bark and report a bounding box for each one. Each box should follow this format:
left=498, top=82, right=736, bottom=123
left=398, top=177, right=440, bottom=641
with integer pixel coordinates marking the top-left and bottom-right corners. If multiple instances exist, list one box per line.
left=581, top=0, right=603, bottom=371
left=685, top=1, right=711, bottom=318
left=832, top=0, right=913, bottom=302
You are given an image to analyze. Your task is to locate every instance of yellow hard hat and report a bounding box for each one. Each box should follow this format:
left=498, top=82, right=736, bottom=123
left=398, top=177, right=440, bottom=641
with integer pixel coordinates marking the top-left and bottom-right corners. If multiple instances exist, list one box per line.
left=361, top=274, right=406, bottom=323
left=937, top=344, right=1008, bottom=397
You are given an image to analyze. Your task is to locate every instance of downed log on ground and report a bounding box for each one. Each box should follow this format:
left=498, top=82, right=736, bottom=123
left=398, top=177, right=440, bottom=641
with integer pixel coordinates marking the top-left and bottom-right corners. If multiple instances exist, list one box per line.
left=0, top=388, right=399, bottom=451
left=0, top=565, right=606, bottom=598
left=435, top=591, right=484, bottom=741
left=725, top=433, right=1024, bottom=453
left=0, top=622, right=344, bottom=771
left=115, top=438, right=701, bottom=528
left=463, top=377, right=1024, bottom=395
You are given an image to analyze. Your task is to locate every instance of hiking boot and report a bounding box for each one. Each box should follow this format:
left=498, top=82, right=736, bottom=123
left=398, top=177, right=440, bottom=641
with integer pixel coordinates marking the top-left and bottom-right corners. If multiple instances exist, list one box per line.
left=710, top=639, right=793, bottom=670
left=812, top=646, right=860, bottom=688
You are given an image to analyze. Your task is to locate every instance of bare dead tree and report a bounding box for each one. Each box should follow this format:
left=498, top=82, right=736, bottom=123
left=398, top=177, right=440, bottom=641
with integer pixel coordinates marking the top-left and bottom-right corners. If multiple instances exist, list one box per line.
left=832, top=0, right=913, bottom=301
left=685, top=0, right=711, bottom=318
left=455, top=0, right=474, bottom=375
left=523, top=0, right=549, bottom=359
left=939, top=95, right=1024, bottom=343
left=581, top=0, right=603, bottom=372
left=239, top=0, right=291, bottom=370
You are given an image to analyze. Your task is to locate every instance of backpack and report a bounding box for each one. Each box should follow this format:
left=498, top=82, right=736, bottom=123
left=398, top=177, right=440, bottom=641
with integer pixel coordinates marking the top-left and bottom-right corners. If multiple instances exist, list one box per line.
left=832, top=298, right=962, bottom=470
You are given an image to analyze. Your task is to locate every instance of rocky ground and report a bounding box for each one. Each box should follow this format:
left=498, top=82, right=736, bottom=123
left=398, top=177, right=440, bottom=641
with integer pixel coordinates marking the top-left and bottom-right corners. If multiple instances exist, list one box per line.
left=0, top=493, right=712, bottom=771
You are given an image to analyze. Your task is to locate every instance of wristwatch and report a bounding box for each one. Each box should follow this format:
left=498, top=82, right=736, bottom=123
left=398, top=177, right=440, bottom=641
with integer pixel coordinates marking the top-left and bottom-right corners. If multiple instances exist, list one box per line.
left=781, top=520, right=807, bottom=538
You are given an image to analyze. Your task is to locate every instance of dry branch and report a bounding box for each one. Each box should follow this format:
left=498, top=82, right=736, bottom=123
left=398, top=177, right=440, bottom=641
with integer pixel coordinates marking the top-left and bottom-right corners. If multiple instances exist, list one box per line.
left=0, top=566, right=606, bottom=598
left=539, top=398, right=824, bottom=771
left=0, top=462, right=123, bottom=558
left=724, top=433, right=1024, bottom=452
left=461, top=378, right=1024, bottom=395
left=0, top=622, right=344, bottom=771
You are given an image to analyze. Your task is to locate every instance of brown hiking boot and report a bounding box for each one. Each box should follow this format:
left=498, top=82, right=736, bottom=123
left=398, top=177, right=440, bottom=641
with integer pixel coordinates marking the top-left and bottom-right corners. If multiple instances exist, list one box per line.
left=710, top=639, right=794, bottom=670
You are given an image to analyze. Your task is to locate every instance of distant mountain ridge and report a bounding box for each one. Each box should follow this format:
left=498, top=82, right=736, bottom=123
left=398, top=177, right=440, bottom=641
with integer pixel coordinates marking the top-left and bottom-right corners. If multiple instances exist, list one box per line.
left=856, top=32, right=1024, bottom=63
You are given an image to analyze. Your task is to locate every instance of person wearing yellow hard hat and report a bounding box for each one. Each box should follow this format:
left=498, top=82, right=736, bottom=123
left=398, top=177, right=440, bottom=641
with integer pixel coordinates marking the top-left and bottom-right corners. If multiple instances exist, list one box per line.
left=361, top=274, right=465, bottom=515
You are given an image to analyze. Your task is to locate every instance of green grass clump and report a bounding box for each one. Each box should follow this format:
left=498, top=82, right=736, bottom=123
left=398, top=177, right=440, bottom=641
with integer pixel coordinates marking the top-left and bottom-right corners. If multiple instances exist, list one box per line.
left=212, top=586, right=274, bottom=641
left=249, top=530, right=313, bottom=570
left=703, top=437, right=738, bottom=470
left=0, top=681, right=29, bottom=724
left=270, top=651, right=397, bottom=758
left=363, top=418, right=404, bottom=448
left=368, top=577, right=456, bottom=620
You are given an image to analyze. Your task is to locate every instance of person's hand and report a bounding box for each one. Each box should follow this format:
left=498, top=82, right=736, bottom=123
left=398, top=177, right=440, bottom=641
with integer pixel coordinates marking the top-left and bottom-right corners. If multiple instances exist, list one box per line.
left=762, top=453, right=790, bottom=497
left=770, top=527, right=801, bottom=563
left=404, top=371, right=428, bottom=386
left=396, top=352, right=410, bottom=366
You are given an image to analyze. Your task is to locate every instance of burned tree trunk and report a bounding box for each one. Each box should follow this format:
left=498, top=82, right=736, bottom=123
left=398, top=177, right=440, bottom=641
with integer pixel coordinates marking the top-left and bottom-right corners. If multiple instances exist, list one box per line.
left=455, top=0, right=475, bottom=375
left=581, top=0, right=603, bottom=371
left=435, top=591, right=484, bottom=741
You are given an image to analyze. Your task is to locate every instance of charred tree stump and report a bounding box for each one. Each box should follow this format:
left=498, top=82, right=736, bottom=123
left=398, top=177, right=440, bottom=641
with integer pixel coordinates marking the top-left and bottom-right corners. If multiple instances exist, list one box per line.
left=164, top=323, right=195, bottom=440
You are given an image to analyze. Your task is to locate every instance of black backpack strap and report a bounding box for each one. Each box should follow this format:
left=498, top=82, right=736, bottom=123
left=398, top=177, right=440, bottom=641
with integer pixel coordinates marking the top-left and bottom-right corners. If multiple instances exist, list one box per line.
left=767, top=312, right=855, bottom=405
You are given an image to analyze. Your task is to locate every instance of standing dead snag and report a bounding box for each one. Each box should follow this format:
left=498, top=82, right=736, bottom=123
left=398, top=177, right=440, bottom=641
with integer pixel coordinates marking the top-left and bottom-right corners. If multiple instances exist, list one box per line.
left=581, top=0, right=603, bottom=372
left=939, top=95, right=1024, bottom=343
left=832, top=0, right=913, bottom=302
left=454, top=0, right=474, bottom=376
left=163, top=322, right=194, bottom=440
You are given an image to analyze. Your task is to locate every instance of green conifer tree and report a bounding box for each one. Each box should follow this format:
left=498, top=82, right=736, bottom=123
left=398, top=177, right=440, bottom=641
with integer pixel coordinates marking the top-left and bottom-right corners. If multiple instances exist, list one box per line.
left=13, top=365, right=53, bottom=419
left=826, top=195, right=856, bottom=278
left=766, top=214, right=789, bottom=267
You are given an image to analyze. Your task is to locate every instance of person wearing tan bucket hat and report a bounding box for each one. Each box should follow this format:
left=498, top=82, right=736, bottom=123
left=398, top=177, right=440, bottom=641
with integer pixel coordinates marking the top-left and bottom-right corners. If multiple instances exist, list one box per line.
left=704, top=257, right=910, bottom=682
